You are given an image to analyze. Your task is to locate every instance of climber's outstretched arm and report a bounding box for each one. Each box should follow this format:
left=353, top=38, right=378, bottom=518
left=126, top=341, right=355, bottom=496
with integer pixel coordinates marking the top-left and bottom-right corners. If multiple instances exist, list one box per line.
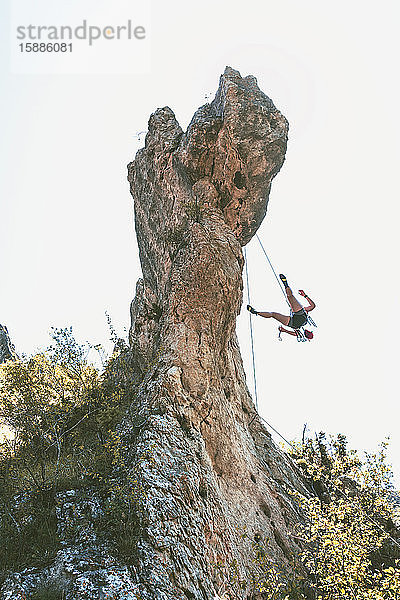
left=279, top=326, right=298, bottom=337
left=299, top=290, right=316, bottom=312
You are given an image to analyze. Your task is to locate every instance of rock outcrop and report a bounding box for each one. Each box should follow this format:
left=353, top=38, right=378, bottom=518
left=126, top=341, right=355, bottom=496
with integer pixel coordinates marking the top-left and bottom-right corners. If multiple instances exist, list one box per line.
left=0, top=325, right=15, bottom=364
left=0, top=67, right=313, bottom=600
left=124, top=67, right=310, bottom=598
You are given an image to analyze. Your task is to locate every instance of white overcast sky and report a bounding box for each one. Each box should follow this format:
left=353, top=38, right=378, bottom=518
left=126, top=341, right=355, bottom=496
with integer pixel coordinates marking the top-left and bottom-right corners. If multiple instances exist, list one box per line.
left=1, top=0, right=399, bottom=485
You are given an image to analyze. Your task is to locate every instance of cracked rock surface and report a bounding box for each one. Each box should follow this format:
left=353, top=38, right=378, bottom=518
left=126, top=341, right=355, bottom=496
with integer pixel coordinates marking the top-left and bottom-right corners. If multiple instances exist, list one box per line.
left=125, top=67, right=310, bottom=599
left=1, top=67, right=312, bottom=600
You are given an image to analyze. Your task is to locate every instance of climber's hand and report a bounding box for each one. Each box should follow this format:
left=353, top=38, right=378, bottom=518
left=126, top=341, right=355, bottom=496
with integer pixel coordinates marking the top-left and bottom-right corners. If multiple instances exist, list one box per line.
left=298, top=289, right=306, bottom=297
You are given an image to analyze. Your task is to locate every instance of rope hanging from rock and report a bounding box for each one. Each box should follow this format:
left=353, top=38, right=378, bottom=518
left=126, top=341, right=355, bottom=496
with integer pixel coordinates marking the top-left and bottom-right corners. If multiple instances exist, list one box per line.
left=243, top=234, right=288, bottom=410
left=255, top=233, right=291, bottom=309
left=243, top=246, right=258, bottom=410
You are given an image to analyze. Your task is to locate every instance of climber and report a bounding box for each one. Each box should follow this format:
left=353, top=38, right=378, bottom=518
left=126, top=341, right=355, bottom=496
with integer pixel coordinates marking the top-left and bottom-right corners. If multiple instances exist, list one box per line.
left=247, top=274, right=316, bottom=333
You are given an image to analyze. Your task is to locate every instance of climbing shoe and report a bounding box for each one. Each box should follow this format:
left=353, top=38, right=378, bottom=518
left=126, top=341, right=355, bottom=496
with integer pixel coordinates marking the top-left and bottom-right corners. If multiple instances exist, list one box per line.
left=247, top=305, right=258, bottom=315
left=279, top=274, right=289, bottom=288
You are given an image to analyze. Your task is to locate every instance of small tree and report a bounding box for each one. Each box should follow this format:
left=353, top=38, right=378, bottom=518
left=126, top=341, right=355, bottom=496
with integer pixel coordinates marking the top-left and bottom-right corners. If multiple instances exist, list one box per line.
left=0, top=326, right=129, bottom=574
left=290, top=434, right=400, bottom=599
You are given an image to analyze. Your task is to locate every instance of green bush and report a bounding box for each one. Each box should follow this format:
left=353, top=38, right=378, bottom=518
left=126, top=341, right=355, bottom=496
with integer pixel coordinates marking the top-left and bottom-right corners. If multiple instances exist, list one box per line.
left=0, top=489, right=58, bottom=572
left=0, top=326, right=136, bottom=576
left=213, top=435, right=400, bottom=600
left=289, top=434, right=400, bottom=600
left=30, top=582, right=66, bottom=599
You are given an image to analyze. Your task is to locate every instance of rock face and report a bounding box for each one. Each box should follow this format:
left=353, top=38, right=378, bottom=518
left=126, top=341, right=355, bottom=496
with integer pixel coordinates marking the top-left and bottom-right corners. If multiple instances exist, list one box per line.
left=0, top=67, right=312, bottom=600
left=124, top=67, right=310, bottom=598
left=0, top=325, right=15, bottom=364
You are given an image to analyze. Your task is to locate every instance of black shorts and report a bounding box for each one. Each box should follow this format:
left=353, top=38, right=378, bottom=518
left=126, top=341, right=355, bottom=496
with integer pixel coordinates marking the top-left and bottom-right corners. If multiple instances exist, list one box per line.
left=288, top=308, right=308, bottom=329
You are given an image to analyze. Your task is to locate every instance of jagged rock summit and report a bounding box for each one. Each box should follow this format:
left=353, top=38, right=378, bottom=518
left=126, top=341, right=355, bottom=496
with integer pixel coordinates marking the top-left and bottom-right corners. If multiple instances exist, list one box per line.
left=125, top=66, right=309, bottom=598
left=0, top=67, right=311, bottom=600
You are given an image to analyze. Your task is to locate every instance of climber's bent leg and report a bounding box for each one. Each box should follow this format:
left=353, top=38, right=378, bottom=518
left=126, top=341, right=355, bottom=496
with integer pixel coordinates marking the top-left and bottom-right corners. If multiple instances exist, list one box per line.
left=271, top=312, right=291, bottom=326
left=258, top=311, right=290, bottom=326
left=285, top=287, right=303, bottom=313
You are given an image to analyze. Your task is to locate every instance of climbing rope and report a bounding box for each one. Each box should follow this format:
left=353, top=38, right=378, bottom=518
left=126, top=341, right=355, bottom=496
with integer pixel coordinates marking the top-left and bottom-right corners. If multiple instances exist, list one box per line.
left=249, top=410, right=294, bottom=447
left=255, top=233, right=291, bottom=309
left=244, top=247, right=258, bottom=410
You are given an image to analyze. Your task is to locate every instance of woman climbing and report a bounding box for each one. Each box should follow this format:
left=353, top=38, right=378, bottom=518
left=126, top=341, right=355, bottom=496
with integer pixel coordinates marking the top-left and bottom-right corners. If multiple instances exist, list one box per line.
left=247, top=274, right=316, bottom=338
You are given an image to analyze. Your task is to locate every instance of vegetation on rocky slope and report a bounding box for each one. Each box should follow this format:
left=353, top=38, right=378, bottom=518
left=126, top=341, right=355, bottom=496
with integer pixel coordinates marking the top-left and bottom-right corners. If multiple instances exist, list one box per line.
left=213, top=435, right=400, bottom=599
left=0, top=328, right=399, bottom=599
left=0, top=326, right=139, bottom=579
